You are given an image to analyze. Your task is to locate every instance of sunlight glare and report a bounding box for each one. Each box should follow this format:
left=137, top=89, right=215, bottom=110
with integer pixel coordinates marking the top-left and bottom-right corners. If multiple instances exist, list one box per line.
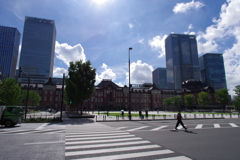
left=92, top=0, right=109, bottom=5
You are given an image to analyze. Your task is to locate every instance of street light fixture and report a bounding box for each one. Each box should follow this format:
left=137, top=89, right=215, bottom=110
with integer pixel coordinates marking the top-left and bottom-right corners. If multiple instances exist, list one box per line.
left=18, top=67, right=30, bottom=120
left=128, top=47, right=132, bottom=120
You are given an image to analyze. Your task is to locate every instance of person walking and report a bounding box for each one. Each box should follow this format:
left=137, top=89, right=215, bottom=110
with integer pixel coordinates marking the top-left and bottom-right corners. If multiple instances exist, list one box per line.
left=175, top=110, right=187, bottom=130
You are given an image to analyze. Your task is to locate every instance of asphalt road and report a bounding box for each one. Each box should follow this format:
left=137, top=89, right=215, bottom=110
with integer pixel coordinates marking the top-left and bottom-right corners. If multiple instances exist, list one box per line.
left=101, top=118, right=240, bottom=160
left=1, top=115, right=239, bottom=160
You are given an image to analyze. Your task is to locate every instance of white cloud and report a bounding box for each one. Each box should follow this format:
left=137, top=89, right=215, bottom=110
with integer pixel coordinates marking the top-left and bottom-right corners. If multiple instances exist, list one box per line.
left=127, top=60, right=153, bottom=84
left=173, top=0, right=205, bottom=13
left=95, top=63, right=117, bottom=85
left=55, top=41, right=86, bottom=66
left=148, top=35, right=168, bottom=58
left=53, top=67, right=68, bottom=77
left=138, top=38, right=144, bottom=44
left=188, top=24, right=194, bottom=30
left=128, top=23, right=134, bottom=29
left=196, top=0, right=240, bottom=96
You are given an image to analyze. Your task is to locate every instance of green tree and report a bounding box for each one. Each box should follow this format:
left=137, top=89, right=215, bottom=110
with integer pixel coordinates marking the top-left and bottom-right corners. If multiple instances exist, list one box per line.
left=233, top=85, right=240, bottom=96
left=197, top=92, right=210, bottom=110
left=22, top=91, right=41, bottom=107
left=184, top=94, right=195, bottom=110
left=233, top=96, right=240, bottom=112
left=215, top=88, right=230, bottom=111
left=65, top=60, right=96, bottom=114
left=163, top=97, right=172, bottom=111
left=0, top=78, right=23, bottom=105
left=172, top=96, right=182, bottom=109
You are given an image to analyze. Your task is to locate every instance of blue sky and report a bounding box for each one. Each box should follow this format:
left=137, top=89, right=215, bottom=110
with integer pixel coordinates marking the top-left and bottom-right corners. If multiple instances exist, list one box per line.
left=1, top=0, right=240, bottom=96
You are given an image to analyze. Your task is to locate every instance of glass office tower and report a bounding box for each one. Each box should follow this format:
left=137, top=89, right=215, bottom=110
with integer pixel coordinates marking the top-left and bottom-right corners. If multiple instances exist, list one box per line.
left=19, top=16, right=56, bottom=79
left=0, top=26, right=21, bottom=80
left=165, top=33, right=200, bottom=89
left=199, top=53, right=227, bottom=90
left=152, top=68, right=167, bottom=89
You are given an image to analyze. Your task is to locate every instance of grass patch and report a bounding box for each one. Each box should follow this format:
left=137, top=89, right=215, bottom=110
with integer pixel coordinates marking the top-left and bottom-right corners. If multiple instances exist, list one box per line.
left=98, top=112, right=170, bottom=117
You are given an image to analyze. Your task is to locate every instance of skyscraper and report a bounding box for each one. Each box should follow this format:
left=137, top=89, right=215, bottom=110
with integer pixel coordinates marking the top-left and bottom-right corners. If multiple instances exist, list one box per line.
left=165, top=33, right=200, bottom=89
left=152, top=68, right=167, bottom=89
left=0, top=26, right=21, bottom=80
left=19, top=16, right=56, bottom=80
left=199, top=53, right=227, bottom=90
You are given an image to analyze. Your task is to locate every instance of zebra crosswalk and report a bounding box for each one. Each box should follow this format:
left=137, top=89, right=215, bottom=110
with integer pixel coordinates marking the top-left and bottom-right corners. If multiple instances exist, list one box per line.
left=115, top=123, right=239, bottom=131
left=0, top=128, right=65, bottom=134
left=65, top=130, right=192, bottom=160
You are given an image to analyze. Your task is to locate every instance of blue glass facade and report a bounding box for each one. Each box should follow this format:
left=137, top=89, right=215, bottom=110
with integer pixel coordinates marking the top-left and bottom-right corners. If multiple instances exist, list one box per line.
left=199, top=53, right=227, bottom=90
left=152, top=68, right=167, bottom=89
left=0, top=26, right=21, bottom=80
left=19, top=16, right=56, bottom=78
left=165, top=34, right=200, bottom=89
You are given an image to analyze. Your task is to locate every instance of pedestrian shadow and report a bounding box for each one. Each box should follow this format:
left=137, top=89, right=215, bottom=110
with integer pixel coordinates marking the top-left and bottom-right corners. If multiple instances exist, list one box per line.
left=170, top=129, right=197, bottom=134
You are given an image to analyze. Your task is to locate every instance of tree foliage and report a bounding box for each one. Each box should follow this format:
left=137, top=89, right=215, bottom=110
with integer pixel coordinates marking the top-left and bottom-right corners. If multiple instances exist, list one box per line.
left=197, top=92, right=210, bottom=107
left=64, top=60, right=96, bottom=114
left=163, top=98, right=172, bottom=110
left=172, top=96, right=182, bottom=108
left=22, top=90, right=41, bottom=106
left=233, top=96, right=240, bottom=111
left=215, top=88, right=230, bottom=108
left=184, top=94, right=195, bottom=108
left=233, top=85, right=240, bottom=96
left=0, top=78, right=23, bottom=105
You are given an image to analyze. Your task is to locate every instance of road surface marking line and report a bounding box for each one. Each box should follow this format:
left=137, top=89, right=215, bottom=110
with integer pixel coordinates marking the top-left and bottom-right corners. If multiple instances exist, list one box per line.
left=154, top=155, right=192, bottom=160
left=71, top=150, right=174, bottom=160
left=24, top=141, right=65, bottom=145
left=66, top=130, right=125, bottom=135
left=66, top=134, right=135, bottom=141
left=65, top=145, right=161, bottom=156
left=65, top=137, right=142, bottom=145
left=195, top=124, right=203, bottom=129
left=126, top=126, right=149, bottom=131
left=35, top=123, right=48, bottom=130
left=177, top=126, right=183, bottom=129
left=45, top=130, right=65, bottom=134
left=116, top=127, right=128, bottom=129
left=151, top=125, right=168, bottom=131
left=65, top=140, right=152, bottom=150
left=214, top=124, right=221, bottom=128
left=229, top=123, right=238, bottom=127
left=66, top=132, right=129, bottom=138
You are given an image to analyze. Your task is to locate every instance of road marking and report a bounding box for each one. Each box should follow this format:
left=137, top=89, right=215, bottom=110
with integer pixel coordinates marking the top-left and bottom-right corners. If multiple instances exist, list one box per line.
left=35, top=123, right=48, bottom=130
left=24, top=141, right=65, bottom=145
left=229, top=123, right=238, bottom=127
left=66, top=134, right=135, bottom=141
left=177, top=126, right=183, bottom=129
left=71, top=150, right=174, bottom=160
left=66, top=132, right=129, bottom=138
left=126, top=126, right=149, bottom=131
left=214, top=124, right=221, bottom=128
left=151, top=125, right=168, bottom=131
left=155, top=155, right=192, bottom=160
left=195, top=124, right=203, bottom=129
left=116, top=127, right=128, bottom=129
left=65, top=144, right=160, bottom=156
left=65, top=140, right=151, bottom=150
left=65, top=137, right=142, bottom=145
left=66, top=130, right=125, bottom=135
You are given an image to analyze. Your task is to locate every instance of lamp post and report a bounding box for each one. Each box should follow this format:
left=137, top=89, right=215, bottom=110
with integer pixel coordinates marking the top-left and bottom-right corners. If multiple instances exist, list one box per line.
left=60, top=73, right=65, bottom=122
left=128, top=47, right=132, bottom=120
left=18, top=67, right=30, bottom=120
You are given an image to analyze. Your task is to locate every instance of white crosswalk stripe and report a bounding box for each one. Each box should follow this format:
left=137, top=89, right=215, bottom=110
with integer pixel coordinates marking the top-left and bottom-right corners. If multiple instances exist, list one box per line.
left=229, top=123, right=238, bottom=127
left=0, top=128, right=65, bottom=134
left=195, top=124, right=203, bottom=129
left=151, top=125, right=168, bottom=131
left=126, top=126, right=149, bottom=131
left=65, top=130, right=192, bottom=160
left=214, top=124, right=221, bottom=128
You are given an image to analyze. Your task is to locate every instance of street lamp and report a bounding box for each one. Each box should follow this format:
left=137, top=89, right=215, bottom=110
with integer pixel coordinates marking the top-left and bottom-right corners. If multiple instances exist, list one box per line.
left=18, top=67, right=30, bottom=120
left=128, top=47, right=132, bottom=120
left=60, top=73, right=65, bottom=122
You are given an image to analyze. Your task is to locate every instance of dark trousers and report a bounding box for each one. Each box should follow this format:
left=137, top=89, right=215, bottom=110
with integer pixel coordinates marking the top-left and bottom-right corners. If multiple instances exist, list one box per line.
left=175, top=120, right=186, bottom=129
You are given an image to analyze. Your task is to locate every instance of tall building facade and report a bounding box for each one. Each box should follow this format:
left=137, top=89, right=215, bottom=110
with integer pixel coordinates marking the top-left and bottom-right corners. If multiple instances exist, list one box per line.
left=19, top=16, right=56, bottom=80
left=165, top=33, right=200, bottom=89
left=199, top=53, right=227, bottom=90
left=0, top=26, right=21, bottom=80
left=152, top=68, right=167, bottom=89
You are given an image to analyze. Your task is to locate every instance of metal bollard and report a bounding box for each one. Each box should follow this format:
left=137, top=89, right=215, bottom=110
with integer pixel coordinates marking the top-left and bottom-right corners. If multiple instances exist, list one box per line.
left=194, top=114, right=196, bottom=119
left=184, top=114, right=187, bottom=119
left=221, top=114, right=224, bottom=118
left=203, top=114, right=206, bottom=118
left=213, top=114, right=215, bottom=118
left=230, top=114, right=232, bottom=118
